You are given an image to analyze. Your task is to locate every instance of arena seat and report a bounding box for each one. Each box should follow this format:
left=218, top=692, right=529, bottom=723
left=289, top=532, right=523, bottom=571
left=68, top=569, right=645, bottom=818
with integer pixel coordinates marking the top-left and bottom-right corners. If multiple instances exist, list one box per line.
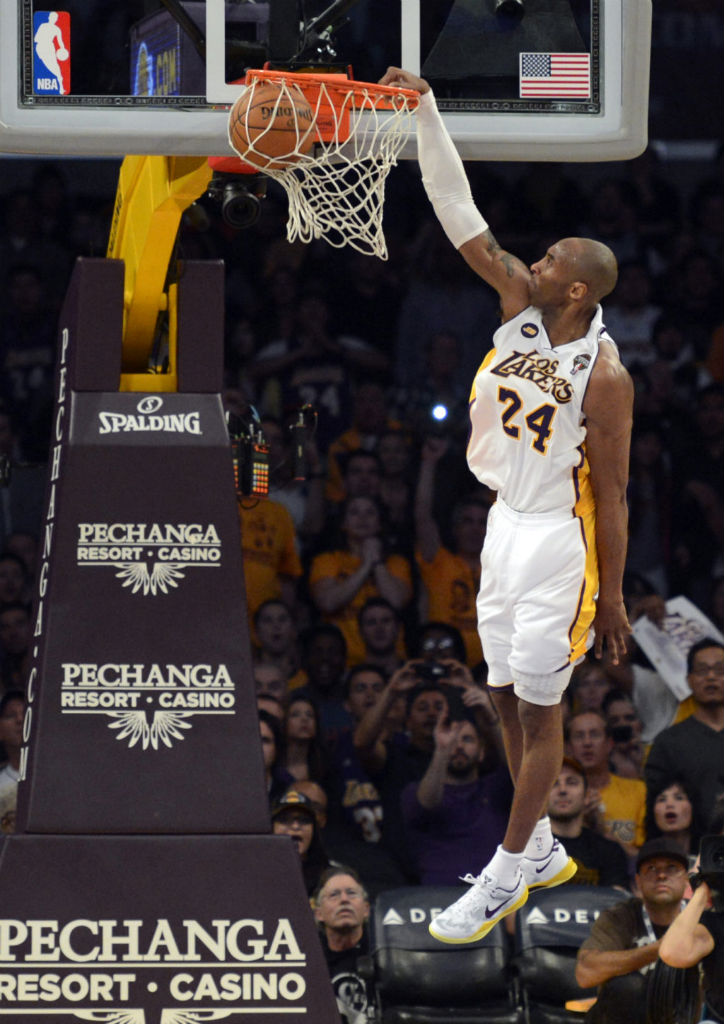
left=370, top=886, right=523, bottom=1023
left=512, top=884, right=626, bottom=1024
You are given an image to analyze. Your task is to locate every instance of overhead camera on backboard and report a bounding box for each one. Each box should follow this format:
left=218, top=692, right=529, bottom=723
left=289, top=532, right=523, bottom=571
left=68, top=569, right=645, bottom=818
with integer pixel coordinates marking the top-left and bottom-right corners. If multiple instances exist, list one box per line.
left=206, top=170, right=268, bottom=229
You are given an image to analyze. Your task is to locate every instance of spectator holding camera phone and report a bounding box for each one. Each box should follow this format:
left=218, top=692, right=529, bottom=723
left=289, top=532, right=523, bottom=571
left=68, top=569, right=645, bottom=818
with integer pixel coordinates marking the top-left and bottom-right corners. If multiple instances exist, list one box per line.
left=602, top=689, right=647, bottom=780
left=409, top=621, right=504, bottom=762
left=401, top=708, right=513, bottom=885
left=353, top=662, right=449, bottom=879
left=353, top=655, right=502, bottom=879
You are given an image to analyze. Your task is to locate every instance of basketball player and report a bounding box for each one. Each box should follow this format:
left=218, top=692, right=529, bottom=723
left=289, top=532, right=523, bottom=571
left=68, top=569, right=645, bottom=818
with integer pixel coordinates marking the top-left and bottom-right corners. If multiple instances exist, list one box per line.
left=379, top=67, right=633, bottom=944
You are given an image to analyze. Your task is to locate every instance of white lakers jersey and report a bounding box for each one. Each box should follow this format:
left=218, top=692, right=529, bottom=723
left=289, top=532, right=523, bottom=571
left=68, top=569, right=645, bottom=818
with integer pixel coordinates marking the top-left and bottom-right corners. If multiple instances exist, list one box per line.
left=467, top=305, right=616, bottom=515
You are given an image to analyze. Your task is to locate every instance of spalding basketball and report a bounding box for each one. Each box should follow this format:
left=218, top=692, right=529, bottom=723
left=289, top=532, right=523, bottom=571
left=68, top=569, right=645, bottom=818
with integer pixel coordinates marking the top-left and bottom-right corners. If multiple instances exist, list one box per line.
left=229, top=82, right=316, bottom=170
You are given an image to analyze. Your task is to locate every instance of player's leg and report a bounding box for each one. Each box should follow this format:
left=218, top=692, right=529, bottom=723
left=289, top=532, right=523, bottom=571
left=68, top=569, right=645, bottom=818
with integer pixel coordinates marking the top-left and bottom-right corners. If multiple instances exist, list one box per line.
left=429, top=508, right=586, bottom=944
left=506, top=511, right=595, bottom=889
left=488, top=690, right=568, bottom=864
left=502, top=697, right=563, bottom=851
left=490, top=685, right=522, bottom=781
left=498, top=696, right=576, bottom=891
left=429, top=506, right=530, bottom=945
left=476, top=502, right=521, bottom=778
left=488, top=688, right=569, bottom=885
left=482, top=683, right=575, bottom=900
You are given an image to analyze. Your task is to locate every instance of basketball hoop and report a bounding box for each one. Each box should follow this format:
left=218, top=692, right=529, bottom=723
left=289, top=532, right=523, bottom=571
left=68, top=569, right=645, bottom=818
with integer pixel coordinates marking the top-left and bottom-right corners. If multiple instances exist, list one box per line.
left=227, top=69, right=420, bottom=260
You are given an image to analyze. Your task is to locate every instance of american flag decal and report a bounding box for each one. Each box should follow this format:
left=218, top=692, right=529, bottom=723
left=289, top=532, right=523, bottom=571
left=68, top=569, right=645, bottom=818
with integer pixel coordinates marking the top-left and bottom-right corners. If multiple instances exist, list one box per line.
left=519, top=52, right=591, bottom=98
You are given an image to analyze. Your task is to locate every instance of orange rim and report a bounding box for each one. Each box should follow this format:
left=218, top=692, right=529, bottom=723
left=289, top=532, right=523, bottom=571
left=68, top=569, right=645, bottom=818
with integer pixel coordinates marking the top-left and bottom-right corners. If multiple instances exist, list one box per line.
left=242, top=68, right=419, bottom=145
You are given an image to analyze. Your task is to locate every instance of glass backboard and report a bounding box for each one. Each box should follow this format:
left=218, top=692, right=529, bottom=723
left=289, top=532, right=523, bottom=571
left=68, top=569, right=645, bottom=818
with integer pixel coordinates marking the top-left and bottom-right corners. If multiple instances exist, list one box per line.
left=0, top=0, right=651, bottom=160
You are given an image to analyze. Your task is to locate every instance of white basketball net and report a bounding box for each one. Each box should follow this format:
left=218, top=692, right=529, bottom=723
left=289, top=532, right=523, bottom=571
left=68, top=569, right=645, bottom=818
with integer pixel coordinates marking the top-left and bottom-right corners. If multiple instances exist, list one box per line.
left=227, top=75, right=419, bottom=260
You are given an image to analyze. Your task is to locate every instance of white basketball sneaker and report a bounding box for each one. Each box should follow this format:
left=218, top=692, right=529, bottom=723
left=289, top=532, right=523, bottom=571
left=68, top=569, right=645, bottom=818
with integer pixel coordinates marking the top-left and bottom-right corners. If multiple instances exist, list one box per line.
left=522, top=838, right=577, bottom=890
left=428, top=868, right=528, bottom=944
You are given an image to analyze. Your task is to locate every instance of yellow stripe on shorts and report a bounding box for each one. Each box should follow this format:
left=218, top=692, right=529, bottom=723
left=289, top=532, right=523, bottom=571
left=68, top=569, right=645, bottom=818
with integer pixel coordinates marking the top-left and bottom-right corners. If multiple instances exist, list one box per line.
left=567, top=503, right=598, bottom=663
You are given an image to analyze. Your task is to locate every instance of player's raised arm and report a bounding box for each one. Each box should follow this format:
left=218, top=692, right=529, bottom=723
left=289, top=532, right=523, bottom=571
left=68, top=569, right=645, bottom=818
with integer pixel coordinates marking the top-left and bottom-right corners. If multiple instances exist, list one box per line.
left=380, top=66, right=531, bottom=322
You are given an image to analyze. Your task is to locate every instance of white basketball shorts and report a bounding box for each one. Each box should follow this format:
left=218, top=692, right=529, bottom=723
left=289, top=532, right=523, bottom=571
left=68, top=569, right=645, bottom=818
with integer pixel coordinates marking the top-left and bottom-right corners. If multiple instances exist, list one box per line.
left=477, top=497, right=598, bottom=706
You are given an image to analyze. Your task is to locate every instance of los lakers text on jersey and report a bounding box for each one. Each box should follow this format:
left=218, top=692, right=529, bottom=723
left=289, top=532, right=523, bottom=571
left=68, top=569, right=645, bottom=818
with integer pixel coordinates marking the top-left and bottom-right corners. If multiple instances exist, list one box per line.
left=490, top=348, right=576, bottom=404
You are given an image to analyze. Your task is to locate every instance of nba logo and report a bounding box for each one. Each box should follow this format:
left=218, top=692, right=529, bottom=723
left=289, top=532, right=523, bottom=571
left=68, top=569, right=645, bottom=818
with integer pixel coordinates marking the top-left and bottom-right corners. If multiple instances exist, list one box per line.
left=33, top=11, right=71, bottom=95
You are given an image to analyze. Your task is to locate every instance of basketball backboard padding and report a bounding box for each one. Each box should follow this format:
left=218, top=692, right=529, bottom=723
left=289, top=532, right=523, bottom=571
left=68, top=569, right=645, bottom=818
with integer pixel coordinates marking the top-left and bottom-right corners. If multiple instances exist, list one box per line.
left=0, top=0, right=651, bottom=161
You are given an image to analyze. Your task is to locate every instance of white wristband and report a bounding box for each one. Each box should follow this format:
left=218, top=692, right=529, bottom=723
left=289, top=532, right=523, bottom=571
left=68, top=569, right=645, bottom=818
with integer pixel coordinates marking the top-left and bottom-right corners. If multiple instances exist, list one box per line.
left=416, top=91, right=488, bottom=250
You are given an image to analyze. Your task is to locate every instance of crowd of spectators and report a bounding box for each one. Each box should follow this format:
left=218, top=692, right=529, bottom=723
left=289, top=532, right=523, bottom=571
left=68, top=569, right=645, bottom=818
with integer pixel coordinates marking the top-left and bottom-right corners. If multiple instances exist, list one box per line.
left=0, top=141, right=722, bottom=1020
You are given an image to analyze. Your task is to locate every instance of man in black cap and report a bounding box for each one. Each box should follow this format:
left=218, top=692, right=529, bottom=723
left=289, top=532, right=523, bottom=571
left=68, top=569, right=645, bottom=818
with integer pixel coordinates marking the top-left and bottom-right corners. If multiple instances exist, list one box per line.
left=575, top=838, right=689, bottom=1023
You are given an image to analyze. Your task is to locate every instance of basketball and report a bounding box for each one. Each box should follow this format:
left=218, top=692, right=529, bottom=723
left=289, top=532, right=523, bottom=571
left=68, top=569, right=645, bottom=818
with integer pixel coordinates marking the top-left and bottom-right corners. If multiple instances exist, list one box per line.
left=56, top=48, right=69, bottom=61
left=229, top=82, right=316, bottom=170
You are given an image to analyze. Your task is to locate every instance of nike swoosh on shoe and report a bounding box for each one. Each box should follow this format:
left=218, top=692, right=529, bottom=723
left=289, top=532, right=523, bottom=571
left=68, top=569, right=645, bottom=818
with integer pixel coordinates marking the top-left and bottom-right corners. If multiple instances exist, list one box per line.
left=429, top=880, right=528, bottom=943
left=534, top=855, right=555, bottom=874
left=526, top=855, right=578, bottom=889
left=484, top=893, right=516, bottom=918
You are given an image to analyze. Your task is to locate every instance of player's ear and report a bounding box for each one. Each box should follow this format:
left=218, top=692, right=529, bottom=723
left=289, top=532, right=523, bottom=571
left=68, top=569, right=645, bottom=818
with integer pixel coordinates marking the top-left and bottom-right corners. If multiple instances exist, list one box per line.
left=569, top=280, right=588, bottom=302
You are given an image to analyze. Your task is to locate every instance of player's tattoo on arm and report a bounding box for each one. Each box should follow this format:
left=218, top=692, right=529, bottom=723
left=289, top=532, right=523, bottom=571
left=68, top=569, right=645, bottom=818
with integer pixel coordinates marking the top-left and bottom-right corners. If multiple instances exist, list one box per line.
left=483, top=228, right=502, bottom=255
left=483, top=229, right=518, bottom=278
left=483, top=228, right=501, bottom=256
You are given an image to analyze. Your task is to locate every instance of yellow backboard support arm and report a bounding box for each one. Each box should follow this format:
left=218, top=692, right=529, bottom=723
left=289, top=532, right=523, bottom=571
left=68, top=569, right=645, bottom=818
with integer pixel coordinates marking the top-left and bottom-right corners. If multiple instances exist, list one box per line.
left=106, top=155, right=213, bottom=391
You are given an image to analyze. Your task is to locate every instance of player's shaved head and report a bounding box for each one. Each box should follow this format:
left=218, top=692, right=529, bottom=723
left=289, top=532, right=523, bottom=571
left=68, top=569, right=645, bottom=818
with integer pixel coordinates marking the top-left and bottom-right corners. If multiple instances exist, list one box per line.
left=559, top=237, right=618, bottom=305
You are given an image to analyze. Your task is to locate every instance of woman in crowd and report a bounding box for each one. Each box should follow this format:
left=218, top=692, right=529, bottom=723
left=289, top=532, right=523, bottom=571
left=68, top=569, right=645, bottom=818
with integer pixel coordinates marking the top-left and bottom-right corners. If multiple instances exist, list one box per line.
left=258, top=708, right=295, bottom=805
left=308, top=494, right=413, bottom=665
left=645, top=776, right=704, bottom=864
left=281, top=691, right=328, bottom=784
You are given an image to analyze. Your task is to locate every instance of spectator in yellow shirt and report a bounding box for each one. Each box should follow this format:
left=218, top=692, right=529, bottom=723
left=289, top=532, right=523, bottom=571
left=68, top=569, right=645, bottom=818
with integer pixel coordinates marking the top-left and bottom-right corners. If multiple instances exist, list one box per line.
left=565, top=710, right=646, bottom=863
left=309, top=495, right=413, bottom=666
left=238, top=497, right=302, bottom=624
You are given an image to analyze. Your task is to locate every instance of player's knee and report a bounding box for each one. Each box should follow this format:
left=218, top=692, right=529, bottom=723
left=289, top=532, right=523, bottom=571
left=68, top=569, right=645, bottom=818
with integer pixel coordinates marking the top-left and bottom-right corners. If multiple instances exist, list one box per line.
left=513, top=667, right=572, bottom=706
